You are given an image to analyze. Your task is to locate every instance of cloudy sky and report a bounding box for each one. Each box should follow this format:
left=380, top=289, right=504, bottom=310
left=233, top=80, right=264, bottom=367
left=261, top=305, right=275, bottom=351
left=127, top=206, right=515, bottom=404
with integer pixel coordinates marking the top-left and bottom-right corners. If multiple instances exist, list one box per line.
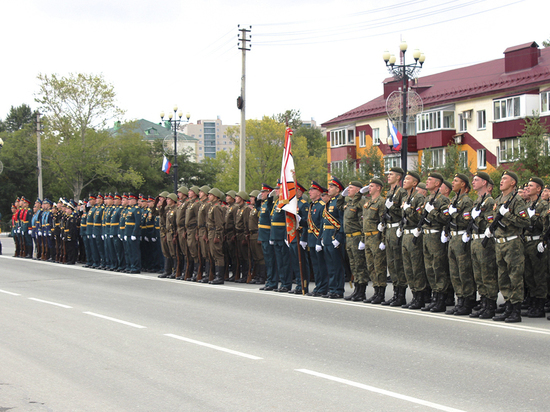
left=1, top=0, right=547, bottom=128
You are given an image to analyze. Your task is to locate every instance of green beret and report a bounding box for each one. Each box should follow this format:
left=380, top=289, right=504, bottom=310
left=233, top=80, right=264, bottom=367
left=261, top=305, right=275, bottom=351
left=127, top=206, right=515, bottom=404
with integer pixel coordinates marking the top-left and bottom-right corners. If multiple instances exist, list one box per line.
left=443, top=180, right=453, bottom=190
left=159, top=191, right=170, bottom=198
left=369, top=178, right=384, bottom=187
left=167, top=193, right=178, bottom=202
left=349, top=180, right=363, bottom=188
left=236, top=190, right=249, bottom=201
left=530, top=177, right=544, bottom=188
left=249, top=189, right=260, bottom=198
left=428, top=172, right=444, bottom=182
left=474, top=171, right=494, bottom=186
left=389, top=167, right=404, bottom=176
left=226, top=190, right=237, bottom=199
left=502, top=170, right=518, bottom=183
left=199, top=185, right=211, bottom=194
left=406, top=171, right=421, bottom=183
left=418, top=182, right=427, bottom=190
left=177, top=186, right=189, bottom=195
left=454, top=173, right=470, bottom=188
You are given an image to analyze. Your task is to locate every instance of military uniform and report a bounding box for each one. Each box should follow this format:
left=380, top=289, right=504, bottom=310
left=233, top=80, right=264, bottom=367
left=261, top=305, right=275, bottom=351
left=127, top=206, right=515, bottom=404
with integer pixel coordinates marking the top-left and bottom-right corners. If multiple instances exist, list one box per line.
left=306, top=185, right=328, bottom=296
left=185, top=190, right=201, bottom=281
left=289, top=194, right=310, bottom=294
left=383, top=185, right=409, bottom=290
left=247, top=190, right=266, bottom=284
left=124, top=194, right=142, bottom=273
left=110, top=194, right=126, bottom=271
left=257, top=185, right=278, bottom=290
left=224, top=194, right=239, bottom=280
left=198, top=190, right=212, bottom=282
left=362, top=193, right=387, bottom=303
left=207, top=189, right=226, bottom=284
left=271, top=194, right=292, bottom=292
left=165, top=202, right=178, bottom=277
left=235, top=196, right=252, bottom=283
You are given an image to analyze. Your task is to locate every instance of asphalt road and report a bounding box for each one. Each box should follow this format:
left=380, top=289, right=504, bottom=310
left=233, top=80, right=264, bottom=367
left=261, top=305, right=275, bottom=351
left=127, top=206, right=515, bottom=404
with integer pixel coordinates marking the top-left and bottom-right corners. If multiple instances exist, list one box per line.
left=1, top=237, right=550, bottom=411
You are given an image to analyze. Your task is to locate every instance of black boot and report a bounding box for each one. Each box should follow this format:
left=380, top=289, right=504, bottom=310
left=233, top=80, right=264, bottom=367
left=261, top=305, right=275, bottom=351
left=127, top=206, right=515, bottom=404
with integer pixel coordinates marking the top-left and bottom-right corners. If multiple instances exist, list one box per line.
left=209, top=266, right=225, bottom=284
left=493, top=301, right=513, bottom=321
left=409, top=290, right=426, bottom=310
left=528, top=298, right=546, bottom=318
left=445, top=290, right=455, bottom=307
left=403, top=291, right=416, bottom=309
left=455, top=296, right=476, bottom=316
left=392, top=286, right=407, bottom=307
left=470, top=296, right=487, bottom=318
left=200, top=261, right=210, bottom=283
left=422, top=290, right=437, bottom=311
left=371, top=286, right=386, bottom=304
left=158, top=257, right=172, bottom=278
left=351, top=284, right=367, bottom=302
left=345, top=283, right=359, bottom=301
left=236, top=262, right=249, bottom=283
left=363, top=286, right=378, bottom=303
left=187, top=262, right=199, bottom=282
left=505, top=302, right=522, bottom=323
left=445, top=297, right=464, bottom=315
left=521, top=296, right=535, bottom=316
left=430, top=292, right=447, bottom=313
left=479, top=298, right=496, bottom=319
left=381, top=286, right=398, bottom=306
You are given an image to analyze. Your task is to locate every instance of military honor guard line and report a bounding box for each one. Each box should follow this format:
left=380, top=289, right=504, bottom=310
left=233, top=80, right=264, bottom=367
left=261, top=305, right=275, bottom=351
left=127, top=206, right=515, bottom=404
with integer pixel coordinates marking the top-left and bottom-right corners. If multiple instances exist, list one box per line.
left=9, top=168, right=550, bottom=323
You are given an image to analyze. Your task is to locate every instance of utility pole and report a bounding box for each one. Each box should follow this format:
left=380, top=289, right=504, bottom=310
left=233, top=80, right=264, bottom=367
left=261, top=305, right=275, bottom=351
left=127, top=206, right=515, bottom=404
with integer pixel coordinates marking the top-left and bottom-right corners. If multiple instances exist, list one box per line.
left=237, top=25, right=251, bottom=192
left=37, top=112, right=43, bottom=200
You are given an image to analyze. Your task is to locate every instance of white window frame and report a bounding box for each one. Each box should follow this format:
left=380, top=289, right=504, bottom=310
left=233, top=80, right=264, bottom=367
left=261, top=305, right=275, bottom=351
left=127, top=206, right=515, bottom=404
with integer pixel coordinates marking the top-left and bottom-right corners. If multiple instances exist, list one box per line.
left=458, top=114, right=467, bottom=133
left=477, top=149, right=487, bottom=169
left=459, top=150, right=468, bottom=169
left=417, top=109, right=455, bottom=133
left=541, top=91, right=550, bottom=114
left=493, top=97, right=520, bottom=121
left=423, top=148, right=445, bottom=169
left=359, top=130, right=366, bottom=147
left=477, top=110, right=487, bottom=130
left=330, top=127, right=356, bottom=148
left=372, top=128, right=380, bottom=146
left=498, top=138, right=521, bottom=163
left=383, top=155, right=401, bottom=172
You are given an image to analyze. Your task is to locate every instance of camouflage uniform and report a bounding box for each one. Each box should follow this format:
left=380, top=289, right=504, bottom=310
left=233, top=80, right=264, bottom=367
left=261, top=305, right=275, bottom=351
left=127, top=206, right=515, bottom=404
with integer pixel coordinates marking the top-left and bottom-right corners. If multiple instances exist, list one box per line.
left=362, top=195, right=387, bottom=301
left=384, top=185, right=408, bottom=288
left=401, top=191, right=427, bottom=294
left=343, top=192, right=368, bottom=284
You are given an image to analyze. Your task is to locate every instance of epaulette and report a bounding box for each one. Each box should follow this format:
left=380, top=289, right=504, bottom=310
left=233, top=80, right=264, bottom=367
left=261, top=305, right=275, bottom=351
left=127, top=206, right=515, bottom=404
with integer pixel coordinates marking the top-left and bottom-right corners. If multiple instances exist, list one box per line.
left=300, top=199, right=306, bottom=204
left=319, top=200, right=325, bottom=206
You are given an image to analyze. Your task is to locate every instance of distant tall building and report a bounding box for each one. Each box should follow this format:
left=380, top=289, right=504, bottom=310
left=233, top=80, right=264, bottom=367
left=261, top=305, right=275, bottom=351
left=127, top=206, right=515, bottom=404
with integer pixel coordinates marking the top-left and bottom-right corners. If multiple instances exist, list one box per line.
left=181, top=118, right=237, bottom=161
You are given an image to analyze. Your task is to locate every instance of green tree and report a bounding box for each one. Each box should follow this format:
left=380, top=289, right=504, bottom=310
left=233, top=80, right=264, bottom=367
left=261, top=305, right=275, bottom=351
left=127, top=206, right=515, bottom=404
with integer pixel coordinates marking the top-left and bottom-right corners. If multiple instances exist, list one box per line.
left=517, top=112, right=550, bottom=179
left=543, top=38, right=550, bottom=48
left=294, top=125, right=326, bottom=157
left=5, top=104, right=36, bottom=132
left=35, top=73, right=141, bottom=199
left=273, top=109, right=302, bottom=129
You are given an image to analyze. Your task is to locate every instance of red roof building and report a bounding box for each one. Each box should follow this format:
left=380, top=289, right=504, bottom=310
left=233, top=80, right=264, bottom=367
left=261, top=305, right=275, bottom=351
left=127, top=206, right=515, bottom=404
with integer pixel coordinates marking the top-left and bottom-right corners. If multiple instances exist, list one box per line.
left=322, top=42, right=550, bottom=175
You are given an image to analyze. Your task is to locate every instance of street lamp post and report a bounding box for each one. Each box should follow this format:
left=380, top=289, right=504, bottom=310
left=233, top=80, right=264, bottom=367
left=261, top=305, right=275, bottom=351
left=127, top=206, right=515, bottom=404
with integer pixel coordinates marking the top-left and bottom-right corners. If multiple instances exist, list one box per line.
left=383, top=41, right=425, bottom=172
left=160, top=106, right=190, bottom=193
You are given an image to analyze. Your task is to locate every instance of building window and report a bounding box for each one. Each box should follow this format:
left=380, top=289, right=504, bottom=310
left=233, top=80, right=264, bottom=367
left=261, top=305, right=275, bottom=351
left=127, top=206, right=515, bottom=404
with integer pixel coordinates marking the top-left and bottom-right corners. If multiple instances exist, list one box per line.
left=423, top=148, right=445, bottom=169
left=417, top=110, right=455, bottom=133
left=477, top=110, right=486, bottom=130
left=498, top=138, right=521, bottom=163
left=383, top=156, right=401, bottom=172
left=459, top=150, right=468, bottom=169
left=477, top=149, right=486, bottom=169
left=330, top=128, right=355, bottom=147
left=494, top=97, right=520, bottom=121
left=348, top=130, right=355, bottom=145
left=458, top=114, right=467, bottom=132
left=541, top=91, right=550, bottom=114
left=372, top=128, right=380, bottom=145
left=359, top=131, right=366, bottom=147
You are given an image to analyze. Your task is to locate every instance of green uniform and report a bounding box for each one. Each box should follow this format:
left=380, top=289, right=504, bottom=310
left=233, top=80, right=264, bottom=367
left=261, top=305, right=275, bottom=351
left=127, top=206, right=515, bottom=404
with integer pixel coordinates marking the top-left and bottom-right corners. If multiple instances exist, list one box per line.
left=362, top=195, right=387, bottom=287
left=523, top=198, right=548, bottom=299
left=384, top=186, right=408, bottom=287
left=401, top=191, right=427, bottom=292
left=343, top=192, right=368, bottom=284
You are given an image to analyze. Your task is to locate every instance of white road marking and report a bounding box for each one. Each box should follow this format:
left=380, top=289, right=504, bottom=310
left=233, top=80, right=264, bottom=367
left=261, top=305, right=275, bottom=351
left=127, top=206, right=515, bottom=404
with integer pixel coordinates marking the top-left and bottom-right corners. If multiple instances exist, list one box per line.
left=296, top=369, right=466, bottom=412
left=83, top=312, right=146, bottom=328
left=0, top=289, right=20, bottom=296
left=164, top=333, right=263, bottom=360
left=28, top=298, right=72, bottom=308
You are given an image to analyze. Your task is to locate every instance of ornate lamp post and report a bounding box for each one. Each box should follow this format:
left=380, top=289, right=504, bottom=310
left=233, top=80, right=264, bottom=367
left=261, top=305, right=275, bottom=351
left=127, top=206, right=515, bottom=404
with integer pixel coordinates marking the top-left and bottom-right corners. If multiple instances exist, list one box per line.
left=160, top=106, right=190, bottom=193
left=383, top=41, right=425, bottom=172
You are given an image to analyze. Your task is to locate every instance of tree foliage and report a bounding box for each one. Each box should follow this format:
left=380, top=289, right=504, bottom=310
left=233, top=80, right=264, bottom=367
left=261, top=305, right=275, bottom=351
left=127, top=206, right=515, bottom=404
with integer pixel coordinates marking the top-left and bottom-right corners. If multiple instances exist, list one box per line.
left=272, top=109, right=302, bottom=129
left=517, top=112, right=550, bottom=179
left=5, top=104, right=36, bottom=132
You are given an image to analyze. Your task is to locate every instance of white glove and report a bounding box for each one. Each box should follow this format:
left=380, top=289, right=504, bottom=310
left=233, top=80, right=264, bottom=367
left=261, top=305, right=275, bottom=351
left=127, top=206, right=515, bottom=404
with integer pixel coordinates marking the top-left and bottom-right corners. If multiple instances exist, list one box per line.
left=28, top=229, right=32, bottom=235
left=17, top=228, right=20, bottom=233
left=296, top=214, right=301, bottom=224
left=145, top=236, right=149, bottom=241
left=269, top=240, right=274, bottom=245
left=269, top=190, right=276, bottom=197
left=332, top=239, right=340, bottom=248
left=118, top=234, right=121, bottom=239
left=92, top=234, right=96, bottom=238
left=87, top=201, right=91, bottom=207
left=358, top=241, right=365, bottom=250
left=440, top=232, right=450, bottom=243
left=385, top=199, right=393, bottom=209
left=131, top=235, right=136, bottom=241
left=412, top=228, right=421, bottom=237
left=110, top=235, right=113, bottom=238
left=377, top=223, right=385, bottom=232
left=462, top=233, right=470, bottom=243
left=379, top=242, right=386, bottom=251
left=321, top=240, right=324, bottom=246
left=360, top=186, right=370, bottom=194
left=403, top=202, right=411, bottom=211
left=499, top=205, right=509, bottom=216
left=152, top=237, right=157, bottom=242
left=528, top=208, right=536, bottom=218
left=472, top=209, right=481, bottom=219
left=315, top=244, right=322, bottom=252
left=448, top=205, right=458, bottom=215
left=537, top=242, right=546, bottom=253
left=38, top=231, right=42, bottom=236
left=484, top=228, right=492, bottom=238
left=425, top=203, right=434, bottom=213
left=101, top=235, right=104, bottom=240
left=342, top=187, right=349, bottom=197
left=300, top=241, right=307, bottom=250
left=124, top=235, right=128, bottom=241
left=140, top=236, right=142, bottom=241
left=284, top=239, right=289, bottom=247
left=396, top=228, right=403, bottom=238
left=48, top=232, right=51, bottom=237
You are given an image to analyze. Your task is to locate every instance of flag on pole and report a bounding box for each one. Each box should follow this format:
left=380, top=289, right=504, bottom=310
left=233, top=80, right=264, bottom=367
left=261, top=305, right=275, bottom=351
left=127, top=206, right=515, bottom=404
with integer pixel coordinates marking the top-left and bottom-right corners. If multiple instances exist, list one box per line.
left=388, top=118, right=402, bottom=151
left=278, top=127, right=298, bottom=243
left=162, top=155, right=172, bottom=174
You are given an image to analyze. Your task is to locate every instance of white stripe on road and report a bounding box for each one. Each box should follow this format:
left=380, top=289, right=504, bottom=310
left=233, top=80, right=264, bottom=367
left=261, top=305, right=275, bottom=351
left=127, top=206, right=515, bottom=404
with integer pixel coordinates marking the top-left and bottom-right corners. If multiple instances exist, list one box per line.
left=164, top=333, right=263, bottom=360
left=28, top=298, right=72, bottom=308
left=296, top=369, right=466, bottom=412
left=0, top=289, right=20, bottom=296
left=83, top=312, right=146, bottom=328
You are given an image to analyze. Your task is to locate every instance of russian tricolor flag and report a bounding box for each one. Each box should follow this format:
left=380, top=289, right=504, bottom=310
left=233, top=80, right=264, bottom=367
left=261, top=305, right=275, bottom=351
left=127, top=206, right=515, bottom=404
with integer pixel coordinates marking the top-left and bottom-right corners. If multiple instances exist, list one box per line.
left=388, top=118, right=402, bottom=151
left=162, top=155, right=172, bottom=174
